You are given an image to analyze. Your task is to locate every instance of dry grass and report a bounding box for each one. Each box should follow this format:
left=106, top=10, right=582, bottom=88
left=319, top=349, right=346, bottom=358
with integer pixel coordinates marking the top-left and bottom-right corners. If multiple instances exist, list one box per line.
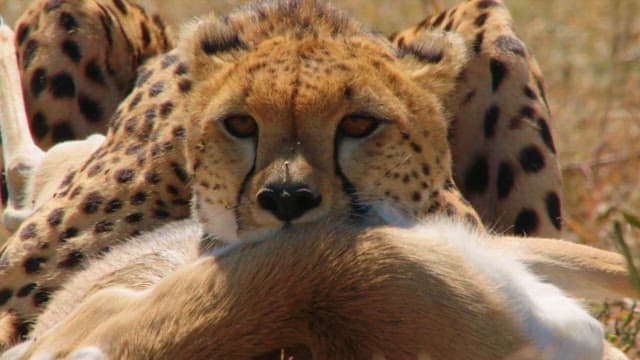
left=1, top=0, right=639, bottom=356
left=510, top=3, right=640, bottom=355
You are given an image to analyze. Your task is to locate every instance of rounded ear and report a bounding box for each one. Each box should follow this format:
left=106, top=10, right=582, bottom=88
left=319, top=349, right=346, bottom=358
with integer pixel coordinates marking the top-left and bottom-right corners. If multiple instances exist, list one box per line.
left=398, top=30, right=469, bottom=100
left=178, top=14, right=248, bottom=77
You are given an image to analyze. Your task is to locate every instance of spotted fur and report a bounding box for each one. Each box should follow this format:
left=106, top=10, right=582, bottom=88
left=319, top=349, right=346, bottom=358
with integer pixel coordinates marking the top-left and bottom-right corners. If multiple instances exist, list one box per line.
left=0, top=0, right=564, bottom=347
left=0, top=0, right=172, bottom=239
left=13, top=0, right=172, bottom=148
left=391, top=0, right=562, bottom=237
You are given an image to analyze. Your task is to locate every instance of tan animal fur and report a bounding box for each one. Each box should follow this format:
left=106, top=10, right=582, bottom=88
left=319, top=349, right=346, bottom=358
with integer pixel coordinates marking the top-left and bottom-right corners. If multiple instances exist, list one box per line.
left=2, top=219, right=633, bottom=359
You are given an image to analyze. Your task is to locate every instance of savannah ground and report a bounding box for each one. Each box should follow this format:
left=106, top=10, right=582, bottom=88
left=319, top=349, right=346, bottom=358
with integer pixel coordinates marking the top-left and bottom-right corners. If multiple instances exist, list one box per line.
left=1, top=0, right=639, bottom=356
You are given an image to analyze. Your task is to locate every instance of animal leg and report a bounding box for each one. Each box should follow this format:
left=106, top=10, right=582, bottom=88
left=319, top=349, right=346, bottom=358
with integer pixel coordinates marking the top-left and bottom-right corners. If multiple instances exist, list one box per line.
left=0, top=19, right=44, bottom=233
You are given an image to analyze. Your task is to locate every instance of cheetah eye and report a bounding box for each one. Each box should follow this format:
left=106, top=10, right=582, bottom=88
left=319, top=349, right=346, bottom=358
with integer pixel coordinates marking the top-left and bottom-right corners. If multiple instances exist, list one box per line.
left=338, top=115, right=381, bottom=138
left=223, top=115, right=258, bottom=138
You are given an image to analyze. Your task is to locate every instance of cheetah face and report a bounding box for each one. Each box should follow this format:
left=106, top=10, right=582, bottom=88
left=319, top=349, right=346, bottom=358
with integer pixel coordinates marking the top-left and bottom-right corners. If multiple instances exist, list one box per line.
left=183, top=13, right=470, bottom=243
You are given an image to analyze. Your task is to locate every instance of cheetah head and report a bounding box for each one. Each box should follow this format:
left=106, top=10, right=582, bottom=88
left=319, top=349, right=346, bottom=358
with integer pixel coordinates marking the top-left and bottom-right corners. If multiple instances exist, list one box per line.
left=181, top=1, right=479, bottom=242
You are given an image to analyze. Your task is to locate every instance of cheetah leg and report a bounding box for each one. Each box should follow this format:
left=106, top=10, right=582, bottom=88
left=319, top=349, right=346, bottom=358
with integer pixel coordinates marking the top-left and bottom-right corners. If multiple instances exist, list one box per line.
left=0, top=20, right=45, bottom=233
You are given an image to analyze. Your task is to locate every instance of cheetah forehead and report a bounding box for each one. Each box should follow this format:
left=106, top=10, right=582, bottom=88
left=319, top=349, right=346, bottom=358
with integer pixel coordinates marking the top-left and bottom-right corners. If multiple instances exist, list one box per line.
left=178, top=0, right=394, bottom=60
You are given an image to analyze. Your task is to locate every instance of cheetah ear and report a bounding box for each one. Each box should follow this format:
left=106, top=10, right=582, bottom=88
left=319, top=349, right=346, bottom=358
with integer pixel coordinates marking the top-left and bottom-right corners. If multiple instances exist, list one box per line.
left=399, top=31, right=469, bottom=100
left=178, top=14, right=248, bottom=74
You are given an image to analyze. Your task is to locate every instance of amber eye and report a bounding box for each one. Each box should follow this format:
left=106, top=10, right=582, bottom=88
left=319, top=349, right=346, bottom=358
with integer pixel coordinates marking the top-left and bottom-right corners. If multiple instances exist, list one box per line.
left=338, top=115, right=380, bottom=138
left=223, top=115, right=258, bottom=138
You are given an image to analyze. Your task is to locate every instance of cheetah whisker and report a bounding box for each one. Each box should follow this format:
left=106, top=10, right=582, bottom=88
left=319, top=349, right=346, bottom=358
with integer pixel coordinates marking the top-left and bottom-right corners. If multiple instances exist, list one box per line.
left=372, top=153, right=413, bottom=188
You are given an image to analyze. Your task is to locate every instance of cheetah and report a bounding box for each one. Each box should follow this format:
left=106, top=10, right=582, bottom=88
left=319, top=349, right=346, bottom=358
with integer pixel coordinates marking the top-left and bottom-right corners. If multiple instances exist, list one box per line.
left=391, top=1, right=563, bottom=238
left=13, top=0, right=171, bottom=149
left=0, top=0, right=172, bottom=235
left=0, top=0, right=634, bottom=358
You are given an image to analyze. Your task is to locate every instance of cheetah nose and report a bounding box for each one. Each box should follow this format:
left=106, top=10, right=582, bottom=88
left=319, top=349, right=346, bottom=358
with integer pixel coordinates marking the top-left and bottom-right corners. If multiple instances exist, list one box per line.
left=256, top=183, right=321, bottom=222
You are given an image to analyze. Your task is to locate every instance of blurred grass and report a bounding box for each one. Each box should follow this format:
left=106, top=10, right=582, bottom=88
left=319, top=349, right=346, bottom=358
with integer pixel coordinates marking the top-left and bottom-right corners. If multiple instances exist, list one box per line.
left=1, top=0, right=639, bottom=356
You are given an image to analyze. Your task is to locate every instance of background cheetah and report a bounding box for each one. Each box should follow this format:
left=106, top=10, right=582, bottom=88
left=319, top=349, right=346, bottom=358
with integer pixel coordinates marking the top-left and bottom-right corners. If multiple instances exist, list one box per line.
left=0, top=0, right=172, bottom=238
left=0, top=0, right=636, bottom=357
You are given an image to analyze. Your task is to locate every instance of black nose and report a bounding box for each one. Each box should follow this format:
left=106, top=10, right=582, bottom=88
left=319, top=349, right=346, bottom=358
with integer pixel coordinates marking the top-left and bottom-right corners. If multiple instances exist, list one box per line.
left=256, top=183, right=321, bottom=222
